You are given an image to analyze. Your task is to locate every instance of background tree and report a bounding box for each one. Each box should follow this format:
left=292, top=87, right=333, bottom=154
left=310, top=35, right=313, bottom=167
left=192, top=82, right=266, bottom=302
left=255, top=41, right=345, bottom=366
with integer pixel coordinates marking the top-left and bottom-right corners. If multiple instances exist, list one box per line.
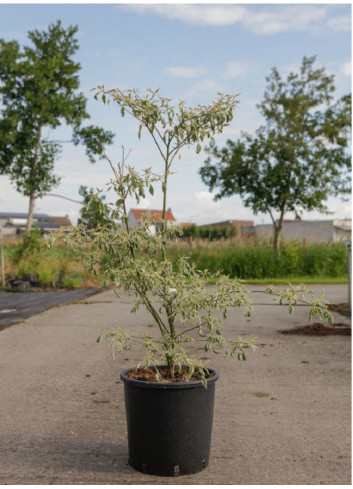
left=78, top=185, right=111, bottom=228
left=200, top=56, right=351, bottom=254
left=182, top=224, right=238, bottom=241
left=0, top=20, right=114, bottom=233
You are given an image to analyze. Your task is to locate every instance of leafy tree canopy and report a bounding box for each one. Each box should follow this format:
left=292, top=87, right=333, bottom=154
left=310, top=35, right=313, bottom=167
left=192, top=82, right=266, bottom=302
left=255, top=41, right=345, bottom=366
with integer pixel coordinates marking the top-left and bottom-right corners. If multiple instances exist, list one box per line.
left=78, top=185, right=111, bottom=228
left=0, top=20, right=114, bottom=232
left=200, top=56, right=351, bottom=253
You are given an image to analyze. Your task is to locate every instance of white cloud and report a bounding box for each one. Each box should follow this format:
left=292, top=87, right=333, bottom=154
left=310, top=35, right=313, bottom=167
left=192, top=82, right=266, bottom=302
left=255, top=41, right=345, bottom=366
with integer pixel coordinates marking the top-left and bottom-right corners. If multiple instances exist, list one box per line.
left=341, top=61, right=351, bottom=77
left=163, top=66, right=206, bottom=79
left=195, top=191, right=219, bottom=207
left=60, top=170, right=111, bottom=188
left=0, top=177, right=29, bottom=212
left=326, top=15, right=351, bottom=32
left=243, top=5, right=328, bottom=35
left=134, top=197, right=152, bottom=209
left=222, top=61, right=250, bottom=79
left=170, top=190, right=256, bottom=225
left=124, top=4, right=246, bottom=27
left=193, top=79, right=224, bottom=93
left=123, top=4, right=338, bottom=35
left=182, top=79, right=226, bottom=100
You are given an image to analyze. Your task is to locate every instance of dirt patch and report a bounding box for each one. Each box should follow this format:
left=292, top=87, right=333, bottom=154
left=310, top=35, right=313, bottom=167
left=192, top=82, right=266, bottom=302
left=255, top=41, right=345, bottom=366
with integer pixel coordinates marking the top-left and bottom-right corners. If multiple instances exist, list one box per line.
left=279, top=322, right=351, bottom=336
left=328, top=302, right=351, bottom=317
left=125, top=366, right=215, bottom=383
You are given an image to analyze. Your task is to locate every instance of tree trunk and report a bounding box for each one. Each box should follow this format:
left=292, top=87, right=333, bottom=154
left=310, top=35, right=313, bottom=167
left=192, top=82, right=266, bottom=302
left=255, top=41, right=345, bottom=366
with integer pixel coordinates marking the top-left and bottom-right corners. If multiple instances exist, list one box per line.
left=273, top=224, right=281, bottom=255
left=25, top=193, right=36, bottom=235
left=273, top=210, right=285, bottom=255
left=25, top=127, right=41, bottom=235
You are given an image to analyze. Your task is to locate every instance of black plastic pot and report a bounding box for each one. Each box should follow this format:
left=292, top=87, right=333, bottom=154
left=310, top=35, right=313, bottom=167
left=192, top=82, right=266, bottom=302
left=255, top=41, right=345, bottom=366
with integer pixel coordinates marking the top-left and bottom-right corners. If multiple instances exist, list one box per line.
left=120, top=366, right=219, bottom=477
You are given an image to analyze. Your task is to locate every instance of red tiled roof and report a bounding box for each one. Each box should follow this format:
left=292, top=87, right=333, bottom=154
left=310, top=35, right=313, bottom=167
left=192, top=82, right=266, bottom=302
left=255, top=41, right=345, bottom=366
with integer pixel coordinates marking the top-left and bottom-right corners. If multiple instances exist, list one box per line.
left=130, top=208, right=176, bottom=222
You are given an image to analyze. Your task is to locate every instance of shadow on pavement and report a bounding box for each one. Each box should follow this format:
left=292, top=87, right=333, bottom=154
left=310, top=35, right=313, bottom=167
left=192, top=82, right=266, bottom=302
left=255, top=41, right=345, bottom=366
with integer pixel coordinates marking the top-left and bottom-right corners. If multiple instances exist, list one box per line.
left=1, top=434, right=133, bottom=480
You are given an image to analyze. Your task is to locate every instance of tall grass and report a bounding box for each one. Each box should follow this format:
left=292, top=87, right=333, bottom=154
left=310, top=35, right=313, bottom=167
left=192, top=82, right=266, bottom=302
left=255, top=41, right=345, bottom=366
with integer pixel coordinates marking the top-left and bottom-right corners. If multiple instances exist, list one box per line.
left=167, top=238, right=348, bottom=280
left=3, top=237, right=100, bottom=287
left=3, top=235, right=348, bottom=288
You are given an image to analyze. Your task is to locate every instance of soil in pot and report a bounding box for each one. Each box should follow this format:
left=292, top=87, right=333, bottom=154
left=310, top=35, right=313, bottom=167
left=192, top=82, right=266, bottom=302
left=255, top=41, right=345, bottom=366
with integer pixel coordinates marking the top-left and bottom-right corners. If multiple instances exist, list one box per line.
left=125, top=365, right=215, bottom=383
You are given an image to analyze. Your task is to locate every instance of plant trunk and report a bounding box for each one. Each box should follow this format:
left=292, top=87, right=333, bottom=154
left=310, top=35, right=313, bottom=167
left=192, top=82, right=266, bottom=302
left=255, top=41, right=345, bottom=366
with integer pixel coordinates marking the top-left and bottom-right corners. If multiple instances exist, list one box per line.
left=160, top=161, right=169, bottom=261
left=161, top=170, right=168, bottom=241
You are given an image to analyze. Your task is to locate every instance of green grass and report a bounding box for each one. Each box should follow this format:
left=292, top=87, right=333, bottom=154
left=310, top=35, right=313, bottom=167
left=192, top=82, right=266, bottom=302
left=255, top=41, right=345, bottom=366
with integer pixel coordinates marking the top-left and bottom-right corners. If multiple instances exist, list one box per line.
left=243, top=276, right=348, bottom=285
left=205, top=276, right=348, bottom=285
left=168, top=239, right=349, bottom=281
left=3, top=237, right=99, bottom=288
left=3, top=235, right=349, bottom=289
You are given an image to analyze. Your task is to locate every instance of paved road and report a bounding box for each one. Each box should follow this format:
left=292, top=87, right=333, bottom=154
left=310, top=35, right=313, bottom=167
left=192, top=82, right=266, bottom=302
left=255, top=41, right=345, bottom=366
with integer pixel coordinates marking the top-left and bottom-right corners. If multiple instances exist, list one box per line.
left=0, top=288, right=101, bottom=330
left=0, top=284, right=350, bottom=484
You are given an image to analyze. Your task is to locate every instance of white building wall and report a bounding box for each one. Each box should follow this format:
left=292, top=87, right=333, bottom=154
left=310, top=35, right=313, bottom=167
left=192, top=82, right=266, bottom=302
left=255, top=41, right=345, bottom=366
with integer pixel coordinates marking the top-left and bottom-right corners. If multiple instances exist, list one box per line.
left=333, top=220, right=352, bottom=243
left=127, top=210, right=157, bottom=235
left=255, top=220, right=351, bottom=244
left=127, top=210, right=140, bottom=229
left=1, top=227, right=17, bottom=237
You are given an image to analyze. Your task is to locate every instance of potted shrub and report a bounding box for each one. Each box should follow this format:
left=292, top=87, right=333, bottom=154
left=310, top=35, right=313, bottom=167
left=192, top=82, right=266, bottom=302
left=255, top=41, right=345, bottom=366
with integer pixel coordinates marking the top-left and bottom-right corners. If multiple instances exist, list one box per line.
left=52, top=88, right=333, bottom=477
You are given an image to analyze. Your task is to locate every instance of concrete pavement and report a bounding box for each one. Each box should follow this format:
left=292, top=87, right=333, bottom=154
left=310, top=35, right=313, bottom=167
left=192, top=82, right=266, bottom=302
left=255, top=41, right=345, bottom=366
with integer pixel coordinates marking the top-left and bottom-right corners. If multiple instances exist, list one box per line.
left=0, top=284, right=350, bottom=484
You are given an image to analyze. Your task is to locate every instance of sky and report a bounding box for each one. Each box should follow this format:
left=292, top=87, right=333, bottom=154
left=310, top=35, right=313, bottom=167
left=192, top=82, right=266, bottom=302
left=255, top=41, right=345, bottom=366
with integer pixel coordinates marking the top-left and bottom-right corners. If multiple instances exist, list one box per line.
left=0, top=1, right=351, bottom=226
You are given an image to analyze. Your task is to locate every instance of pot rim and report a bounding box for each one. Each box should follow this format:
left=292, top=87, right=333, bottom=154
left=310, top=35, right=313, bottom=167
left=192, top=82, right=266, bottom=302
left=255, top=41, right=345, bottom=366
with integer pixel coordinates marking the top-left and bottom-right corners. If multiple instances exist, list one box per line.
left=120, top=365, right=219, bottom=389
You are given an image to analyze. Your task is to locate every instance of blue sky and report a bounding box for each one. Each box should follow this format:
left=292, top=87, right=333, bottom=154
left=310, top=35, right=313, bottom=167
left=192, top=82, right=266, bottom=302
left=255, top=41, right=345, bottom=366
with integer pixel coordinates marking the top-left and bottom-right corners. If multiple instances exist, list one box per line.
left=0, top=2, right=351, bottom=225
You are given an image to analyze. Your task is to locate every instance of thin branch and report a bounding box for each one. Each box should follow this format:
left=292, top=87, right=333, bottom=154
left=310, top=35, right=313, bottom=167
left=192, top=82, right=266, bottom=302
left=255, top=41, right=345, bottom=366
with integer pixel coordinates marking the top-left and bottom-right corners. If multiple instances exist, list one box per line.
left=175, top=320, right=213, bottom=339
left=103, top=150, right=119, bottom=180
left=45, top=193, right=83, bottom=204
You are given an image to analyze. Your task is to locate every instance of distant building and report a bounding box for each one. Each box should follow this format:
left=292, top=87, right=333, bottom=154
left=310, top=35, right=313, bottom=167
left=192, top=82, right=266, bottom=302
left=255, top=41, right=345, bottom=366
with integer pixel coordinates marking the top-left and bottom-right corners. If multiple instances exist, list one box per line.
left=244, top=219, right=351, bottom=244
left=0, top=212, right=72, bottom=237
left=53, top=216, right=72, bottom=228
left=198, top=219, right=254, bottom=237
left=127, top=208, right=177, bottom=235
left=178, top=222, right=195, bottom=229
